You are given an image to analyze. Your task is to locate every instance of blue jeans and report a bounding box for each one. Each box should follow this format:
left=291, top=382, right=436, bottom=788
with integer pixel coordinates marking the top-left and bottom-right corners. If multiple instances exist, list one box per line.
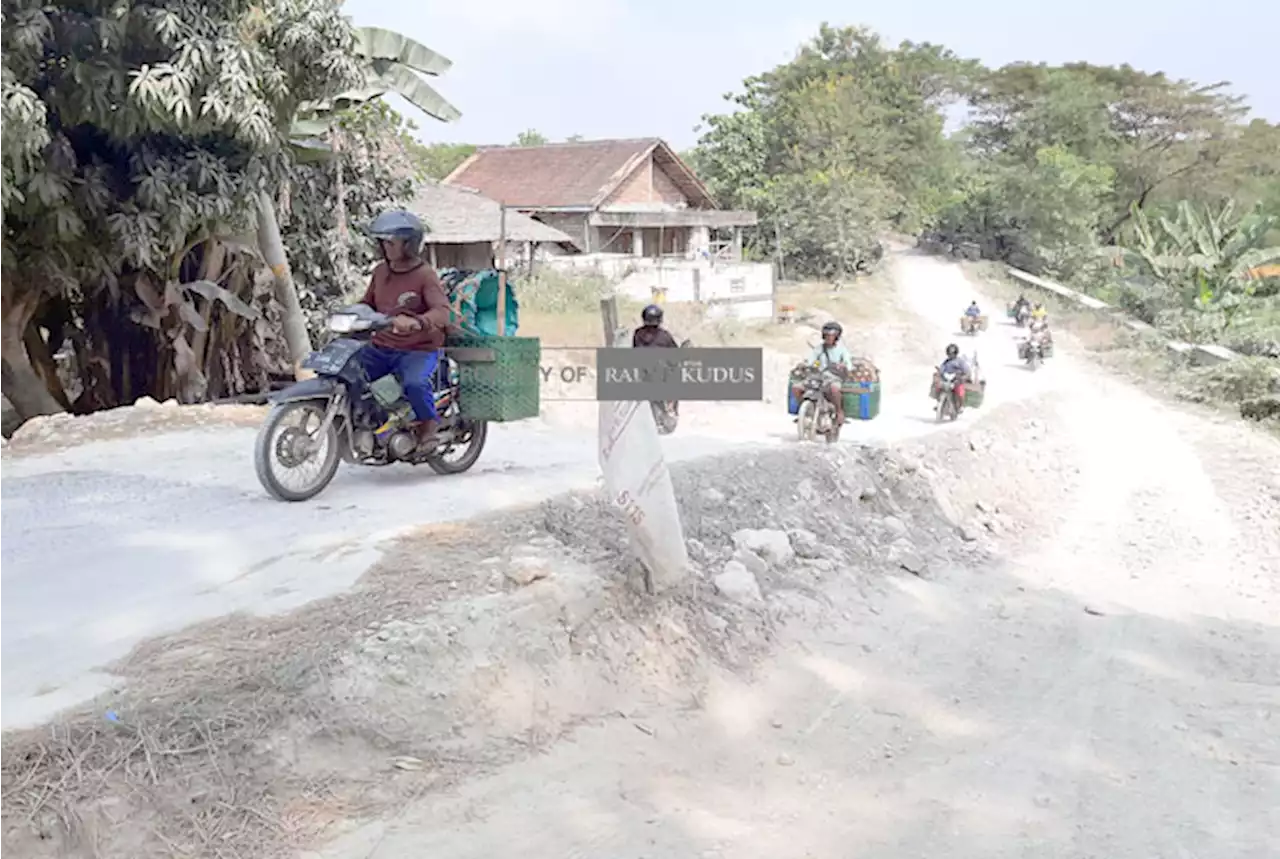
left=359, top=345, right=441, bottom=421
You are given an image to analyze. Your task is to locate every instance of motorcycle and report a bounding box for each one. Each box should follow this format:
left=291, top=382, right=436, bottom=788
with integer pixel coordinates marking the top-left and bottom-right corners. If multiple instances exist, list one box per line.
left=933, top=370, right=965, bottom=422
left=795, top=364, right=841, bottom=443
left=650, top=338, right=692, bottom=435
left=1020, top=334, right=1046, bottom=371
left=254, top=304, right=487, bottom=502
left=960, top=313, right=984, bottom=335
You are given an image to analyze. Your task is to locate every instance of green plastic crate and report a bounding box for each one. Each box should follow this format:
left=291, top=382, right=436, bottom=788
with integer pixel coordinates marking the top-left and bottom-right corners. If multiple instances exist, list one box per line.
left=965, top=380, right=987, bottom=409
left=841, top=380, right=881, bottom=420
left=445, top=335, right=541, bottom=422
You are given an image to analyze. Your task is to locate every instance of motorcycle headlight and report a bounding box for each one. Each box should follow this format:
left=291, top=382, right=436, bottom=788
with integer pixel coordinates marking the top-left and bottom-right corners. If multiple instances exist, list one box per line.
left=329, top=314, right=358, bottom=333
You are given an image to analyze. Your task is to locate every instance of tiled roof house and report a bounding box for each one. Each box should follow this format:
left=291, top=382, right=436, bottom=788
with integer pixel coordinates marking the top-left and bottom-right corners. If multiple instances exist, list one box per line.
left=443, top=138, right=757, bottom=258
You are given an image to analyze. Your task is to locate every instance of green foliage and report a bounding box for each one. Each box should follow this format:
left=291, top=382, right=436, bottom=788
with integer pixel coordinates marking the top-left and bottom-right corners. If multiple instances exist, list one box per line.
left=281, top=101, right=419, bottom=341
left=515, top=129, right=549, bottom=146
left=406, top=141, right=476, bottom=180
left=518, top=268, right=611, bottom=314
left=1115, top=200, right=1280, bottom=335
left=1, top=0, right=364, bottom=409
left=692, top=23, right=977, bottom=277
left=2, top=0, right=361, bottom=290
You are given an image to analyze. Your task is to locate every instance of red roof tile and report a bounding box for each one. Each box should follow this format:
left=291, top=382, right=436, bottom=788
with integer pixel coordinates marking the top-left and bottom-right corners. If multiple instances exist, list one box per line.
left=443, top=138, right=664, bottom=208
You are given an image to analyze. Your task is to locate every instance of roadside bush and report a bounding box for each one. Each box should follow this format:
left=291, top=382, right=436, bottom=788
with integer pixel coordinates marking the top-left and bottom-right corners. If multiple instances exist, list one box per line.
left=518, top=268, right=612, bottom=314
left=1176, top=356, right=1280, bottom=405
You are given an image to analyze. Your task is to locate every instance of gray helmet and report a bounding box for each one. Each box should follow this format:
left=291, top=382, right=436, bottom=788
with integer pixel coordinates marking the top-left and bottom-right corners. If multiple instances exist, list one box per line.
left=945, top=343, right=959, bottom=358
left=821, top=320, right=843, bottom=339
left=369, top=209, right=425, bottom=256
left=641, top=304, right=663, bottom=326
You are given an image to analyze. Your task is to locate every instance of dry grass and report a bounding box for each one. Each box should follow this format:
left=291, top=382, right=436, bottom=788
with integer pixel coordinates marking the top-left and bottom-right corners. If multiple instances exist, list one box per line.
left=0, top=518, right=552, bottom=859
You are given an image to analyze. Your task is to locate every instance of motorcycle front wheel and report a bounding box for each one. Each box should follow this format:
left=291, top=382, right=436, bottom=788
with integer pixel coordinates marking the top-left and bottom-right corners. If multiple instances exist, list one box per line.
left=936, top=393, right=954, bottom=423
left=797, top=400, right=818, bottom=442
left=426, top=419, right=489, bottom=475
left=254, top=400, right=342, bottom=502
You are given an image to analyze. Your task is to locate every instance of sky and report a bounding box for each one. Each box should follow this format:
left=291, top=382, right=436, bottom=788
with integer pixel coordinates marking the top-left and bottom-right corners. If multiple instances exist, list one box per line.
left=342, top=0, right=1279, bottom=150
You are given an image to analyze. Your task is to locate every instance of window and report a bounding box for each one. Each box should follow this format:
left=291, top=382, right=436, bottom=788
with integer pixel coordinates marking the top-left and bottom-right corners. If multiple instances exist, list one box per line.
left=729, top=278, right=745, bottom=294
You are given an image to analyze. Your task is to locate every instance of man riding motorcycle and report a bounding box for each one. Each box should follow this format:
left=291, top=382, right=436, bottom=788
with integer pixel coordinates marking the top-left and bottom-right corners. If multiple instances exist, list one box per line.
left=634, top=304, right=681, bottom=418
left=1012, top=294, right=1030, bottom=316
left=1031, top=302, right=1048, bottom=323
left=356, top=209, right=452, bottom=450
left=965, top=300, right=982, bottom=318
left=632, top=304, right=679, bottom=349
left=937, top=343, right=972, bottom=413
left=807, top=321, right=852, bottom=428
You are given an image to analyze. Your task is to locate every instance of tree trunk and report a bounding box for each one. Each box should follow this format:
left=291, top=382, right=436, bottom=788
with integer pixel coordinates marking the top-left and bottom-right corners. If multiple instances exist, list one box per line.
left=23, top=321, right=72, bottom=410
left=1, top=288, right=65, bottom=420
left=256, top=190, right=314, bottom=379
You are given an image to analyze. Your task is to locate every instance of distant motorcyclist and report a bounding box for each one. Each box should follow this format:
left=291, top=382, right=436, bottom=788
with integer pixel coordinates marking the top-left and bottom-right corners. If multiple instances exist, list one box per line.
left=964, top=300, right=982, bottom=318
left=1012, top=294, right=1030, bottom=315
left=807, top=320, right=851, bottom=427
left=634, top=304, right=681, bottom=418
left=937, top=343, right=972, bottom=412
left=633, top=304, right=679, bottom=349
left=1028, top=316, right=1052, bottom=348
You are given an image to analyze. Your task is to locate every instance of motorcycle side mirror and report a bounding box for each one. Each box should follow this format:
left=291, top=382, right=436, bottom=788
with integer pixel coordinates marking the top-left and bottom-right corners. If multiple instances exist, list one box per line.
left=679, top=339, right=692, bottom=348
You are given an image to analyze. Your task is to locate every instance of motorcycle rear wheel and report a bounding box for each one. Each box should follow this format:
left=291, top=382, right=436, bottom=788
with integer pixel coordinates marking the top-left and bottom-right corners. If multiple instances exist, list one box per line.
left=426, top=419, right=488, bottom=475
left=255, top=401, right=342, bottom=502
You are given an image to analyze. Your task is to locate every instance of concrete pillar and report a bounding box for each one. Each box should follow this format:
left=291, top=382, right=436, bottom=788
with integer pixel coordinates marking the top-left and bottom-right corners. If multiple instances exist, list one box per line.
left=732, top=227, right=743, bottom=261
left=633, top=228, right=644, bottom=257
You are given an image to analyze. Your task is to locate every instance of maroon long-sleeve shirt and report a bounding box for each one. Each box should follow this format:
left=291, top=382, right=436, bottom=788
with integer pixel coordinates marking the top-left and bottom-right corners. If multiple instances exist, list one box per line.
left=359, top=260, right=452, bottom=351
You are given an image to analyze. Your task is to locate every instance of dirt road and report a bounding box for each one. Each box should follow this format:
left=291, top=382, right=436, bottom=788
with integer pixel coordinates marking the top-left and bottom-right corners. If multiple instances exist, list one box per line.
left=311, top=254, right=1280, bottom=859
left=0, top=418, right=771, bottom=729
left=3, top=251, right=1277, bottom=859
left=0, top=250, right=1013, bottom=731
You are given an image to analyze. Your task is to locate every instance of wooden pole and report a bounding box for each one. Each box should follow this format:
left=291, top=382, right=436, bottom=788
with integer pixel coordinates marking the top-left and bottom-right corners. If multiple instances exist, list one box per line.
left=600, top=296, right=619, bottom=347
left=497, top=205, right=507, bottom=336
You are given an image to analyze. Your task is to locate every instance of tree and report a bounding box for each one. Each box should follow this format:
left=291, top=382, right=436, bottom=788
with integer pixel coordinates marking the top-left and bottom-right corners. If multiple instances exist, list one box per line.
left=269, top=26, right=461, bottom=374
left=282, top=102, right=420, bottom=343
left=515, top=129, right=549, bottom=146
left=963, top=63, right=1250, bottom=239
left=1, top=0, right=363, bottom=417
left=1117, top=200, right=1280, bottom=334
left=692, top=23, right=977, bottom=275
left=408, top=142, right=477, bottom=180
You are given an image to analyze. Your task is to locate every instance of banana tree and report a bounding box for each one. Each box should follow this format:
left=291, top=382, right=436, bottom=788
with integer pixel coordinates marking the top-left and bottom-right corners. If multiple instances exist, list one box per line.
left=1119, top=199, right=1280, bottom=329
left=260, top=26, right=460, bottom=374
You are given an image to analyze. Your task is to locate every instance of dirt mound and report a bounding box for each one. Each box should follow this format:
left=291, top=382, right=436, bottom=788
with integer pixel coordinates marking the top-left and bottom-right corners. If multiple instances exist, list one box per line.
left=3, top=398, right=266, bottom=455
left=1, top=444, right=986, bottom=859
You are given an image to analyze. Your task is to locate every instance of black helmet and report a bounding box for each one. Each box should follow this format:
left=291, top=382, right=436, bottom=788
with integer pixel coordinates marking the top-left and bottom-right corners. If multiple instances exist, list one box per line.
left=641, top=304, right=663, bottom=326
left=369, top=209, right=425, bottom=256
left=945, top=343, right=959, bottom=358
left=821, top=320, right=843, bottom=339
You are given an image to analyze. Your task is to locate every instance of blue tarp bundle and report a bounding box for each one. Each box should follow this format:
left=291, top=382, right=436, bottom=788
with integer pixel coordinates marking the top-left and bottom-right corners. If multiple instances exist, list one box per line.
left=438, top=268, right=520, bottom=336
